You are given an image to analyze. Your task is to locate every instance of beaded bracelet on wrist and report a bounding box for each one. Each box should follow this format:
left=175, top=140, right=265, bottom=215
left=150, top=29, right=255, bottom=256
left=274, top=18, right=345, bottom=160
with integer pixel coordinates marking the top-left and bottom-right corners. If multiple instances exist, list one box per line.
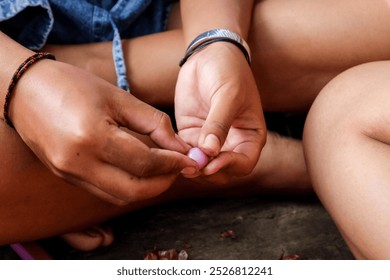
left=3, top=52, right=56, bottom=128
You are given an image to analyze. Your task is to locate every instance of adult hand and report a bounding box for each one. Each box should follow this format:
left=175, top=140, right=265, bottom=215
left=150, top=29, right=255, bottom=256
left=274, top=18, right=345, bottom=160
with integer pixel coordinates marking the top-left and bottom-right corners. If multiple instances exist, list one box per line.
left=9, top=60, right=197, bottom=205
left=175, top=42, right=266, bottom=184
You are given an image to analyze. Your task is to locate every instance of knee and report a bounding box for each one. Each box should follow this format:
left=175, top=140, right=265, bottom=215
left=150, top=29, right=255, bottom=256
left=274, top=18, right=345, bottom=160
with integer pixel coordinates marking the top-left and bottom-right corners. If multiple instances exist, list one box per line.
left=303, top=69, right=358, bottom=146
left=303, top=61, right=390, bottom=172
left=305, top=61, right=390, bottom=142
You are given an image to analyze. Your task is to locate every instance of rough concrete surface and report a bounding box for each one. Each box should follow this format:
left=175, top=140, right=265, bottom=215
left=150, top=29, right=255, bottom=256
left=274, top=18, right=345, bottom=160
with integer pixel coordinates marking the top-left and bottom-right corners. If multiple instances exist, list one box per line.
left=0, top=196, right=354, bottom=260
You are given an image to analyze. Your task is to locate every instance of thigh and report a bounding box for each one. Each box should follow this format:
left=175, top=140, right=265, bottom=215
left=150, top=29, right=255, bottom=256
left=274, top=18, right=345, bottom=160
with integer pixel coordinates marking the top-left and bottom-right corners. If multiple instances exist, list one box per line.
left=0, top=121, right=122, bottom=244
left=250, top=0, right=390, bottom=112
left=303, top=61, right=390, bottom=259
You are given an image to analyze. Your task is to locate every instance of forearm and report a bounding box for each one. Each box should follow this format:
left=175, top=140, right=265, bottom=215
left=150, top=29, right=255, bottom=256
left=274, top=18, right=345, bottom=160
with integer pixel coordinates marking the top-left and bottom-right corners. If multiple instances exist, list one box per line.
left=43, top=30, right=185, bottom=106
left=0, top=32, right=35, bottom=117
left=43, top=42, right=117, bottom=86
left=180, top=0, right=254, bottom=44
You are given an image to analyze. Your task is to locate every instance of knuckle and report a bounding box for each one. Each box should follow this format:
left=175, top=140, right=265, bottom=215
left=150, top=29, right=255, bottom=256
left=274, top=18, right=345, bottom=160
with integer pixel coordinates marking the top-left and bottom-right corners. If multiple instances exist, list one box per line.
left=49, top=129, right=98, bottom=174
left=209, top=120, right=230, bottom=135
left=168, top=158, right=182, bottom=173
left=136, top=159, right=152, bottom=177
left=153, top=149, right=182, bottom=171
left=137, top=149, right=182, bottom=177
left=155, top=111, right=172, bottom=129
left=69, top=127, right=96, bottom=148
left=132, top=150, right=155, bottom=177
left=49, top=150, right=74, bottom=175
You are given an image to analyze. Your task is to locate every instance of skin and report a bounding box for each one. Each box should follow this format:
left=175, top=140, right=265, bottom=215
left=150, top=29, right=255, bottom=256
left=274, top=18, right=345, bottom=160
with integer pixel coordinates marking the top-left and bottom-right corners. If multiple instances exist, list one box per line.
left=176, top=42, right=265, bottom=183
left=304, top=61, right=390, bottom=259
left=1, top=0, right=390, bottom=258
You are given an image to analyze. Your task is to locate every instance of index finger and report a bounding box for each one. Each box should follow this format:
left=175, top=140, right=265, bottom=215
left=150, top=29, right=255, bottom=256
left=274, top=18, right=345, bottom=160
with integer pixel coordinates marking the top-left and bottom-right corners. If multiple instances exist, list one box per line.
left=111, top=92, right=190, bottom=153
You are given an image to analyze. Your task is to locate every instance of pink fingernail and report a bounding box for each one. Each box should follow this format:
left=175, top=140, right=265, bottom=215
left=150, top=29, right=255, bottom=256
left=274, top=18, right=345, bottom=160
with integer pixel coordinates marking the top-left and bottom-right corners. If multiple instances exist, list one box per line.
left=187, top=147, right=209, bottom=169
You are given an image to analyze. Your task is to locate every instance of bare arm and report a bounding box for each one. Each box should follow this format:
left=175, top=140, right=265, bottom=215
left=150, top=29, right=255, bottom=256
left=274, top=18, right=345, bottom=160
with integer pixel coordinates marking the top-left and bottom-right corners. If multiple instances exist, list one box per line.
left=180, top=0, right=254, bottom=43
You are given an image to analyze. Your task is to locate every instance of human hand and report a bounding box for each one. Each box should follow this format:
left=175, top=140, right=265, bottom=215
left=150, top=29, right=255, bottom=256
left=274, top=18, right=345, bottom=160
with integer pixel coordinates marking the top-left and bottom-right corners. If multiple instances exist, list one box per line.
left=175, top=43, right=266, bottom=184
left=9, top=60, right=197, bottom=204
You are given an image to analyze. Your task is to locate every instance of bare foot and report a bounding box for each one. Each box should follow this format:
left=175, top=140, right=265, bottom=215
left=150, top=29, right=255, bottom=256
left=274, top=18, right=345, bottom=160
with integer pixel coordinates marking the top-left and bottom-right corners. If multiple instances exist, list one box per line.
left=61, top=225, right=114, bottom=251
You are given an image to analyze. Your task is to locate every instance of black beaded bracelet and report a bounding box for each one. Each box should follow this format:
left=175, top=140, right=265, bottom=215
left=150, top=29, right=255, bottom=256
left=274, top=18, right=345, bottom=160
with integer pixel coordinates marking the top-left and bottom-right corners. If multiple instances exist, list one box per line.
left=179, top=29, right=251, bottom=67
left=3, top=52, right=56, bottom=128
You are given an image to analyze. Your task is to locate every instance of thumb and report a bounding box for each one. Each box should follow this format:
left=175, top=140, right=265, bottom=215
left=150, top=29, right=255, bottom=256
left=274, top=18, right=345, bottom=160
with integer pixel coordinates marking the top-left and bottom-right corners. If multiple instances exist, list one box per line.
left=198, top=94, right=238, bottom=157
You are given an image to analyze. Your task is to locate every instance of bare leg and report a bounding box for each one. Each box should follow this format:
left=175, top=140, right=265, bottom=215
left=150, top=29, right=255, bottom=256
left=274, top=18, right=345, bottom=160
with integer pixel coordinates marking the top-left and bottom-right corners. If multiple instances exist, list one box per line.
left=304, top=61, right=390, bottom=259
left=250, top=0, right=390, bottom=112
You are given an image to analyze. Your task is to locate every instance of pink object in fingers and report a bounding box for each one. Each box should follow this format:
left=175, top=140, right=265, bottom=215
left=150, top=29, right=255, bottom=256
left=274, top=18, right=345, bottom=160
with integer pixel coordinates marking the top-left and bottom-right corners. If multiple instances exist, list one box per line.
left=187, top=147, right=209, bottom=169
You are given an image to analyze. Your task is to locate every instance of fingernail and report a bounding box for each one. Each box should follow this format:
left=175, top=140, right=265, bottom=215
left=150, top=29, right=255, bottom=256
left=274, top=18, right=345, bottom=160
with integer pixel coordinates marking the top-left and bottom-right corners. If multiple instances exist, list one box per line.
left=202, top=134, right=220, bottom=156
left=181, top=166, right=197, bottom=176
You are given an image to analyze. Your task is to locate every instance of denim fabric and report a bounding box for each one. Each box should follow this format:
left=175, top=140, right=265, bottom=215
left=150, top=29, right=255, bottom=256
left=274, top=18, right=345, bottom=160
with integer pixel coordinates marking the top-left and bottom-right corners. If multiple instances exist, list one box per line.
left=0, top=0, right=53, bottom=49
left=0, top=0, right=175, bottom=90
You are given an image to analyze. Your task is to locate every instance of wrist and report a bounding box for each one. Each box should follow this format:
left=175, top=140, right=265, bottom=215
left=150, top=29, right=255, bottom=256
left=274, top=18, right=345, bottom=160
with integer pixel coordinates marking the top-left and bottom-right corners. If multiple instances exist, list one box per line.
left=179, top=29, right=251, bottom=67
left=4, top=54, right=56, bottom=128
left=183, top=24, right=245, bottom=46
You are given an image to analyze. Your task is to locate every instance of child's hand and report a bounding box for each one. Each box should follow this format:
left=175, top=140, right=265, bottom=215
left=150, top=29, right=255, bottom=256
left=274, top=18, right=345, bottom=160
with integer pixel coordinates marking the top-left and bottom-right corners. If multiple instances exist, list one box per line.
left=175, top=42, right=266, bottom=184
left=9, top=60, right=197, bottom=204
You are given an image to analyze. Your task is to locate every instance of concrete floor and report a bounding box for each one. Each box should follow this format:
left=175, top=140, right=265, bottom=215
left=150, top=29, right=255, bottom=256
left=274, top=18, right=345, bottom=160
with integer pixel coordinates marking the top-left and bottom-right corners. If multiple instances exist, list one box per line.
left=0, top=196, right=354, bottom=260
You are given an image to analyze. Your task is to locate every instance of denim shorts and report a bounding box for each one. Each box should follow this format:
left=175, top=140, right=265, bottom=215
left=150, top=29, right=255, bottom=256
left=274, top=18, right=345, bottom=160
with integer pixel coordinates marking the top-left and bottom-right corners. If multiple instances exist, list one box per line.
left=0, top=0, right=177, bottom=90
